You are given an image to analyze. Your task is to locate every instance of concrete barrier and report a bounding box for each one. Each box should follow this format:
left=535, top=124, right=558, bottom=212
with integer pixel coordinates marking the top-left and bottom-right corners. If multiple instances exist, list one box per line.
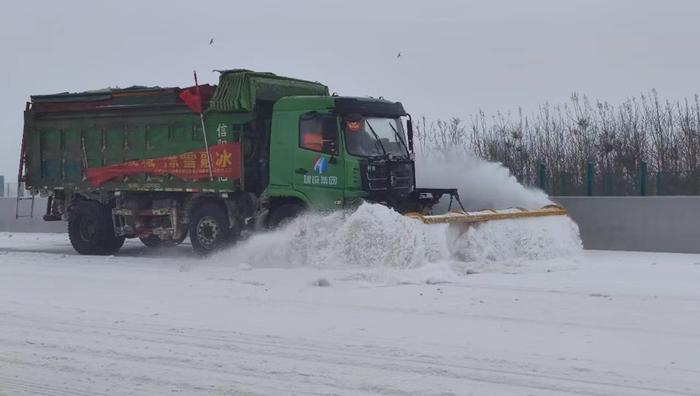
left=0, top=197, right=65, bottom=233
left=553, top=196, right=700, bottom=254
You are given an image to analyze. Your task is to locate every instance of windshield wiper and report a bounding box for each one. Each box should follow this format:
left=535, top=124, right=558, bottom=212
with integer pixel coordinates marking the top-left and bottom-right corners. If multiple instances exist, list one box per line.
left=388, top=122, right=410, bottom=157
left=365, top=120, right=388, bottom=158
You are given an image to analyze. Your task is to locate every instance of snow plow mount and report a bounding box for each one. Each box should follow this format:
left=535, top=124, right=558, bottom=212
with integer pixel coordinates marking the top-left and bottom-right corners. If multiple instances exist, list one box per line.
left=405, top=204, right=567, bottom=225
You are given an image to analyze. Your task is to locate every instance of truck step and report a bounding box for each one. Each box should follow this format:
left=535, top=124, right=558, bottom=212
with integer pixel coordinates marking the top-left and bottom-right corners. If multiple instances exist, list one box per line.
left=15, top=193, right=35, bottom=219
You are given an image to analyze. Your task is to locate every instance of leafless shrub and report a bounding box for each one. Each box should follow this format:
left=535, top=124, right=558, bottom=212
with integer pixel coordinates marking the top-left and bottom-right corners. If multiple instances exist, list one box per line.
left=417, top=91, right=700, bottom=195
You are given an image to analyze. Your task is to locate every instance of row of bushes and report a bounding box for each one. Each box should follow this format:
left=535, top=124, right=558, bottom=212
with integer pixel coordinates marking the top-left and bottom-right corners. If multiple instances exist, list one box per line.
left=415, top=91, right=700, bottom=195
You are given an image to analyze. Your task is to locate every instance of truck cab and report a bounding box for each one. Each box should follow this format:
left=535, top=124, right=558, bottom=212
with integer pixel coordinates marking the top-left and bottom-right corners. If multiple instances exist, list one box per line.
left=263, top=96, right=441, bottom=225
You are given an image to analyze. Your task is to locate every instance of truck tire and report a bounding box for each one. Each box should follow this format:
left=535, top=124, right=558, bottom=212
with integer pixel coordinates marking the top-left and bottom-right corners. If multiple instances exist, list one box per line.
left=105, top=233, right=126, bottom=254
left=189, top=203, right=230, bottom=255
left=267, top=203, right=305, bottom=229
left=68, top=201, right=124, bottom=255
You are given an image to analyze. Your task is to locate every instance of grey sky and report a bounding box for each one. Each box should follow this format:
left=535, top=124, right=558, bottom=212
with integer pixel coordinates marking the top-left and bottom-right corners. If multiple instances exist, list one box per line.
left=1, top=0, right=699, bottom=178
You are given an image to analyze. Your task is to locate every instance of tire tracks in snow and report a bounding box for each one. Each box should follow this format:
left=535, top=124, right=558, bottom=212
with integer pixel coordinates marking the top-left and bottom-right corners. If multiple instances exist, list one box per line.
left=206, top=294, right=700, bottom=340
left=0, top=374, right=107, bottom=396
left=0, top=311, right=696, bottom=396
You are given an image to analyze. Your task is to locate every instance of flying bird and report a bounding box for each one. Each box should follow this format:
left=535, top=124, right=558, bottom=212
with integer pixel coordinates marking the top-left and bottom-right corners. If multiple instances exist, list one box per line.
left=396, top=51, right=401, bottom=58
left=209, top=38, right=214, bottom=45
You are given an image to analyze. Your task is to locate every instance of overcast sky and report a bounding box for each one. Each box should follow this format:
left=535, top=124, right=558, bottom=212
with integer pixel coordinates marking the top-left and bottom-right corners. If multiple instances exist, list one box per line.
left=1, top=0, right=699, bottom=178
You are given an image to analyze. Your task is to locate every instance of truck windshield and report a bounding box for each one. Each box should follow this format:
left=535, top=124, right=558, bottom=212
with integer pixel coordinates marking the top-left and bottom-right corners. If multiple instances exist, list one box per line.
left=343, top=116, right=408, bottom=158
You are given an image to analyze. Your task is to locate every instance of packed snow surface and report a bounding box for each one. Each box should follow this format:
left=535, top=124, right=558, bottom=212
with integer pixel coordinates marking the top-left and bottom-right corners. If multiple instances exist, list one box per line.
left=2, top=225, right=700, bottom=395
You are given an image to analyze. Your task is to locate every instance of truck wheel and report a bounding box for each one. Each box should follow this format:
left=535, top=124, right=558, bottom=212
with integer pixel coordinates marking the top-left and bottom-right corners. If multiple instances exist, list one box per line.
left=68, top=201, right=124, bottom=255
left=267, top=203, right=305, bottom=229
left=105, top=234, right=126, bottom=254
left=189, top=203, right=230, bottom=255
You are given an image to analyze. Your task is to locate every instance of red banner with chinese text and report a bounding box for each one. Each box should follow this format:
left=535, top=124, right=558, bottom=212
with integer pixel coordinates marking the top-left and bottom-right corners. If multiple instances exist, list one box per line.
left=85, top=143, right=241, bottom=187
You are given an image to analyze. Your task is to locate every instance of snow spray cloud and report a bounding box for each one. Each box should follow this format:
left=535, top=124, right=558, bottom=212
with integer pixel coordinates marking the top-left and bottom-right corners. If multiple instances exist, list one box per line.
left=414, top=148, right=551, bottom=210
left=213, top=148, right=582, bottom=274
left=215, top=203, right=582, bottom=275
left=447, top=213, right=582, bottom=273
left=218, top=203, right=448, bottom=270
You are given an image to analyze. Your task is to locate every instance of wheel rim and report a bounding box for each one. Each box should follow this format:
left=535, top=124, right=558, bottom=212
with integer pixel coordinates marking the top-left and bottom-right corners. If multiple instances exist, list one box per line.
left=78, top=216, right=97, bottom=242
left=196, top=216, right=220, bottom=249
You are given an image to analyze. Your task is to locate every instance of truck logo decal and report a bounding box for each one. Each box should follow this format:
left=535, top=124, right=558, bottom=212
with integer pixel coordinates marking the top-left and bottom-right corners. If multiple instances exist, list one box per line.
left=85, top=142, right=240, bottom=187
left=313, top=156, right=329, bottom=174
left=304, top=156, right=337, bottom=186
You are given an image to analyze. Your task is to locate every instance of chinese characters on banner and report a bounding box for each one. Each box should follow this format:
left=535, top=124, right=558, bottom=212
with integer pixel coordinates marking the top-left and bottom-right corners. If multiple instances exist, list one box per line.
left=85, top=142, right=240, bottom=187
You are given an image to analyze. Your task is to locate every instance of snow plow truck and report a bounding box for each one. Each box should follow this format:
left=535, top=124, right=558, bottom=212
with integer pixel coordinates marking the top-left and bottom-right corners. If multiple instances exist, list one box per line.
left=18, top=69, right=565, bottom=255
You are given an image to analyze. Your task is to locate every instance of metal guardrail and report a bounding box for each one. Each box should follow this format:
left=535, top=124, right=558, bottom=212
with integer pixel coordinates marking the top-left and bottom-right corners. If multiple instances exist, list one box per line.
left=525, top=162, right=700, bottom=196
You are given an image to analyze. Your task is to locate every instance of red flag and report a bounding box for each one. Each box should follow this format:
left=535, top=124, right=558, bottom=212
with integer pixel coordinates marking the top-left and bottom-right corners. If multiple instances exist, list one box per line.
left=179, top=71, right=203, bottom=113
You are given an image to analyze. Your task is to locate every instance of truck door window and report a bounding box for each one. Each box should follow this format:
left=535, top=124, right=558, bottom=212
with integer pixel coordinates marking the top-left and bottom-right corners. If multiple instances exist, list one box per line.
left=299, top=114, right=338, bottom=154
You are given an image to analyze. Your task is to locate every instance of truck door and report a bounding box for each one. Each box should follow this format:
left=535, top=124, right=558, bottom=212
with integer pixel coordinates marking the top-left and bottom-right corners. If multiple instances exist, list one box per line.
left=292, top=112, right=345, bottom=210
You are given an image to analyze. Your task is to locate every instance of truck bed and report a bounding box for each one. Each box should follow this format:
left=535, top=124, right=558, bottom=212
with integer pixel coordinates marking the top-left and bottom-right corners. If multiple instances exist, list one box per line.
left=23, top=84, right=243, bottom=193
left=20, top=70, right=329, bottom=195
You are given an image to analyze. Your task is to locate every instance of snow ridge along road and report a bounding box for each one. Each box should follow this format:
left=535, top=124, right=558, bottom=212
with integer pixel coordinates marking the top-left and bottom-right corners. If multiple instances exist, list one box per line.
left=1, top=230, right=699, bottom=395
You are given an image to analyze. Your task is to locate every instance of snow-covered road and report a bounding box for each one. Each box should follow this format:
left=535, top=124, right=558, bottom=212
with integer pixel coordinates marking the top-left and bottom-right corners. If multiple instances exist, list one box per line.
left=1, top=232, right=699, bottom=395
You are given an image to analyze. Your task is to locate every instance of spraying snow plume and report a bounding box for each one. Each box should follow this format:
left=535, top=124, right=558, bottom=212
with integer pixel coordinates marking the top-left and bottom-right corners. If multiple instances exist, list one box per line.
left=213, top=149, right=581, bottom=278
left=218, top=204, right=447, bottom=270
left=415, top=149, right=551, bottom=210
left=447, top=215, right=582, bottom=273
left=215, top=203, right=582, bottom=277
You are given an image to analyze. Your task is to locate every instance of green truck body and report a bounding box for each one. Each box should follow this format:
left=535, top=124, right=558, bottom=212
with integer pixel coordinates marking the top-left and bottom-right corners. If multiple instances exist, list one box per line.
left=20, top=70, right=451, bottom=255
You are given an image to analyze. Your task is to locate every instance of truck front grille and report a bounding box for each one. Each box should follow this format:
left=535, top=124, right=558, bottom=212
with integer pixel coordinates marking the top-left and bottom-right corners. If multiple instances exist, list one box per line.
left=361, top=160, right=413, bottom=196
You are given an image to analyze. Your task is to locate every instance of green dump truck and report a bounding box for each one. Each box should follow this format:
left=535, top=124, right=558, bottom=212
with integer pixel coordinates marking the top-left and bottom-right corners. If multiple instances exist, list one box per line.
left=19, top=69, right=565, bottom=255
left=19, top=70, right=460, bottom=255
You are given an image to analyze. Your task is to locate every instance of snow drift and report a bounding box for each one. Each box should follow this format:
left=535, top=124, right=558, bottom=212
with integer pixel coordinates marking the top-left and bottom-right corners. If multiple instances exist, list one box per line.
left=218, top=204, right=444, bottom=270
left=217, top=203, right=582, bottom=276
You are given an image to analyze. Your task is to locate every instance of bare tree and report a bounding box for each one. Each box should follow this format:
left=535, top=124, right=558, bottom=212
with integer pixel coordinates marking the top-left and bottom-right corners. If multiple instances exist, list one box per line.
left=420, top=91, right=700, bottom=195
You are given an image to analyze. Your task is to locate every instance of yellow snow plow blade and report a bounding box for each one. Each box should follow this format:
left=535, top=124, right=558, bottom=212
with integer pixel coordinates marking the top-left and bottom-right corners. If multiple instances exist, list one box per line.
left=405, top=204, right=567, bottom=225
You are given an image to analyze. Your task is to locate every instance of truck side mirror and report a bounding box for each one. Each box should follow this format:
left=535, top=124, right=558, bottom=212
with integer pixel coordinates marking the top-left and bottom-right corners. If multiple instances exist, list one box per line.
left=324, top=138, right=338, bottom=164
left=406, top=116, right=414, bottom=153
